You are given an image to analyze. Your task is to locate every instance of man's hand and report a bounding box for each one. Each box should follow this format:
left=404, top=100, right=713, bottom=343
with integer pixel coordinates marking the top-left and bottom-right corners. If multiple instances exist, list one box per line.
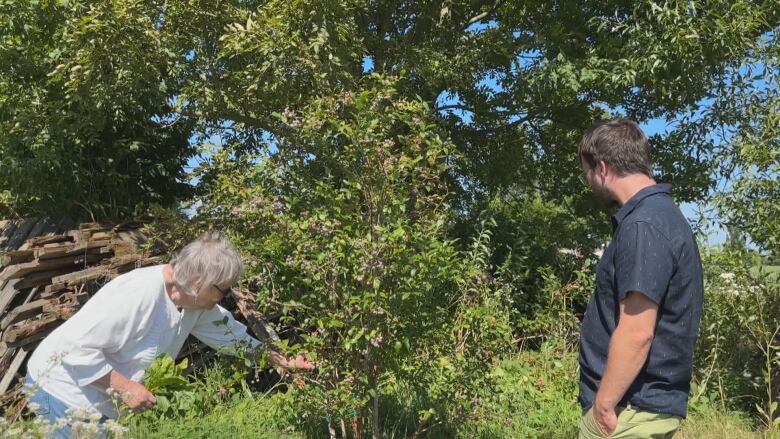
left=592, top=397, right=618, bottom=436
left=120, top=380, right=157, bottom=413
left=268, top=350, right=315, bottom=371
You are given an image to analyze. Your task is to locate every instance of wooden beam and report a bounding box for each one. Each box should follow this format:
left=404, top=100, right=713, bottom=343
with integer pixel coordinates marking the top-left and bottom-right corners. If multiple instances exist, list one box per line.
left=0, top=279, right=23, bottom=317
left=0, top=252, right=107, bottom=282
left=1, top=218, right=38, bottom=251
left=14, top=267, right=73, bottom=290
left=0, top=299, right=47, bottom=330
left=0, top=346, right=30, bottom=393
left=233, top=289, right=280, bottom=344
left=3, top=315, right=62, bottom=347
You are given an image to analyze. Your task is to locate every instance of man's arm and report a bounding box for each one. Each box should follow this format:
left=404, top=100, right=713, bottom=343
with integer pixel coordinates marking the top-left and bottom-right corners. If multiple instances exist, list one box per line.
left=592, top=291, right=658, bottom=434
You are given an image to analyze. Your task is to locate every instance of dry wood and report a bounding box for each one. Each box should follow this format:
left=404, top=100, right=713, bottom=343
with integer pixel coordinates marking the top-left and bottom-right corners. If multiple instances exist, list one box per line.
left=0, top=286, right=43, bottom=330
left=51, top=265, right=114, bottom=286
left=0, top=217, right=149, bottom=410
left=2, top=218, right=39, bottom=252
left=17, top=218, right=62, bottom=251
left=234, top=288, right=280, bottom=344
left=0, top=299, right=48, bottom=330
left=0, top=347, right=29, bottom=393
left=110, top=240, right=138, bottom=258
left=1, top=249, right=35, bottom=265
left=3, top=314, right=62, bottom=347
left=0, top=252, right=107, bottom=282
left=0, top=279, right=23, bottom=316
left=14, top=267, right=73, bottom=290
left=0, top=382, right=25, bottom=422
left=89, top=231, right=114, bottom=241
left=27, top=234, right=72, bottom=248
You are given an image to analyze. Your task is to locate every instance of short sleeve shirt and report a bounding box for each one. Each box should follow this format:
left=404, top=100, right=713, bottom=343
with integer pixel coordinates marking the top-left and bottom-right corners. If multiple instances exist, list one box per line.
left=578, top=184, right=704, bottom=418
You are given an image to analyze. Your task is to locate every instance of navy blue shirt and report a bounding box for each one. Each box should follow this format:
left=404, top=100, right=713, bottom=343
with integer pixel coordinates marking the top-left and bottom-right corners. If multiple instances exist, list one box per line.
left=578, top=184, right=703, bottom=418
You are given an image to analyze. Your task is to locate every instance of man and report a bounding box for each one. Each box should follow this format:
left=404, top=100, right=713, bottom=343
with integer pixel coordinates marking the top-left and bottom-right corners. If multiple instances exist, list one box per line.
left=577, top=119, right=703, bottom=438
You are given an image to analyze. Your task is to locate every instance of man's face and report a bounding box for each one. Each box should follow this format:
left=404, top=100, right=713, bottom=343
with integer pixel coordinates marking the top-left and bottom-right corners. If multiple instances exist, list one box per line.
left=580, top=158, right=618, bottom=209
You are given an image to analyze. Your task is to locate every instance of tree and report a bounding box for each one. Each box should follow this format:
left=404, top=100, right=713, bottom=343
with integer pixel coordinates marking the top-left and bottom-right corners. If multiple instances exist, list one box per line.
left=0, top=0, right=194, bottom=219
left=4, top=0, right=778, bottom=228
left=195, top=77, right=512, bottom=437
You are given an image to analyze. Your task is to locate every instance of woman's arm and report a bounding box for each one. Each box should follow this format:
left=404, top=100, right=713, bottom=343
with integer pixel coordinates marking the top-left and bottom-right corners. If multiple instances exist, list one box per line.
left=192, top=306, right=313, bottom=370
left=93, top=370, right=157, bottom=412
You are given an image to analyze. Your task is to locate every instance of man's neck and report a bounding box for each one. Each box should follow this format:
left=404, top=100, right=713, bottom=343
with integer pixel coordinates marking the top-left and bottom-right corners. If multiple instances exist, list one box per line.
left=612, top=174, right=657, bottom=206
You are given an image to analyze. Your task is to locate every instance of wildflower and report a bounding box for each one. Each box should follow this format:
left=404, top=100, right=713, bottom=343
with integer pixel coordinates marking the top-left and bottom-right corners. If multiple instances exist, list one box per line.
left=104, top=419, right=128, bottom=435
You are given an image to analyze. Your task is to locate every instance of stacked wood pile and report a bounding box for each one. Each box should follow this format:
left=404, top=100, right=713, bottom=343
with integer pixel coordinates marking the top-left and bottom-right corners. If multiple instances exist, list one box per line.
left=0, top=218, right=161, bottom=419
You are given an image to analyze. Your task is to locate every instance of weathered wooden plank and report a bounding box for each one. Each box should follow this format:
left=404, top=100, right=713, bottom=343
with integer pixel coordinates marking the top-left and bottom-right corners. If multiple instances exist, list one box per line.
left=33, top=244, right=73, bottom=260
left=89, top=231, right=114, bottom=241
left=50, top=265, right=112, bottom=286
left=41, top=301, right=79, bottom=320
left=107, top=254, right=141, bottom=267
left=27, top=234, right=72, bottom=248
left=0, top=252, right=106, bottom=281
left=0, top=279, right=22, bottom=317
left=0, top=381, right=26, bottom=422
left=0, top=347, right=28, bottom=393
left=0, top=299, right=47, bottom=330
left=14, top=267, right=73, bottom=290
left=6, top=325, right=58, bottom=348
left=1, top=218, right=38, bottom=251
left=17, top=217, right=62, bottom=251
left=0, top=345, right=15, bottom=377
left=43, top=282, right=67, bottom=295
left=0, top=250, right=35, bottom=266
left=135, top=256, right=163, bottom=268
left=109, top=240, right=138, bottom=258
left=233, top=288, right=280, bottom=344
left=0, top=286, right=41, bottom=330
left=37, top=243, right=111, bottom=261
left=65, top=229, right=87, bottom=245
left=3, top=314, right=62, bottom=346
left=79, top=222, right=106, bottom=231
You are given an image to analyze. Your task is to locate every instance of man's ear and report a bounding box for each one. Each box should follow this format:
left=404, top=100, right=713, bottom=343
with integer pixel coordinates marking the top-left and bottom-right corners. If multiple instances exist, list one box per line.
left=596, top=160, right=609, bottom=178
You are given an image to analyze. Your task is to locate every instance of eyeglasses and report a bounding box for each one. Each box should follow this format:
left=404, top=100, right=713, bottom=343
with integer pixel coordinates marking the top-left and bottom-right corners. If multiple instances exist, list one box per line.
left=213, top=284, right=234, bottom=300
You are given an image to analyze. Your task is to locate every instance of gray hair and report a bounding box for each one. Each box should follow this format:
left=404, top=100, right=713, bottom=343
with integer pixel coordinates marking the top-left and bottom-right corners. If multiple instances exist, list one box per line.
left=170, top=231, right=243, bottom=297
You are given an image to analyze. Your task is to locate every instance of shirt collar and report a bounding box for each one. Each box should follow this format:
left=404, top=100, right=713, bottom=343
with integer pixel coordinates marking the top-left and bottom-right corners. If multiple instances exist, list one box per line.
left=611, top=183, right=672, bottom=230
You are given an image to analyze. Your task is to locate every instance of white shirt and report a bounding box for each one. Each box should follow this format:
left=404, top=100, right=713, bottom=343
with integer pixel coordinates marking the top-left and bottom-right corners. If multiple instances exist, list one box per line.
left=26, top=265, right=262, bottom=418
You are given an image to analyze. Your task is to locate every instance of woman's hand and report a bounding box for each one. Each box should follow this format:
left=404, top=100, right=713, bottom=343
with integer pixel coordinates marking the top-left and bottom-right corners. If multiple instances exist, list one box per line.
left=268, top=350, right=315, bottom=371
left=120, top=380, right=157, bottom=412
left=95, top=370, right=157, bottom=413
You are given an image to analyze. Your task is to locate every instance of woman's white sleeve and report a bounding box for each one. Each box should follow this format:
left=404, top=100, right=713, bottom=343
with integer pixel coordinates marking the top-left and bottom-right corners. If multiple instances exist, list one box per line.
left=191, top=305, right=263, bottom=355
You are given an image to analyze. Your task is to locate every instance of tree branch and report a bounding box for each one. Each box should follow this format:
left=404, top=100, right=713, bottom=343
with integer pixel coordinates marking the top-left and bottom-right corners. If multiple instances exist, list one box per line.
left=465, top=0, right=502, bottom=28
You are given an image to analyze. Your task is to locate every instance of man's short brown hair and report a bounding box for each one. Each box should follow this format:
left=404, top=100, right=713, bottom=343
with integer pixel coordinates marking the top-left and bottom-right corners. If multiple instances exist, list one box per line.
left=579, top=118, right=652, bottom=177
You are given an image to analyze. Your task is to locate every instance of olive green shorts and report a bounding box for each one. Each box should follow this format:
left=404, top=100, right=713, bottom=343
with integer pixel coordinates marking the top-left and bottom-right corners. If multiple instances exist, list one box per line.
left=578, top=405, right=681, bottom=438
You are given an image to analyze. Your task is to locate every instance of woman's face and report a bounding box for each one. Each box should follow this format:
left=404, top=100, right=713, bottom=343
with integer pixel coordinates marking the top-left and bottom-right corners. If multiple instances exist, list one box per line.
left=195, top=283, right=233, bottom=309
left=176, top=282, right=232, bottom=310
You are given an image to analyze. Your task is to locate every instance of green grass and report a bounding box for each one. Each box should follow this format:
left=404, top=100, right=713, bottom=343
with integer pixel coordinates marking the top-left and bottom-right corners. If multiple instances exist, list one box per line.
left=7, top=345, right=777, bottom=438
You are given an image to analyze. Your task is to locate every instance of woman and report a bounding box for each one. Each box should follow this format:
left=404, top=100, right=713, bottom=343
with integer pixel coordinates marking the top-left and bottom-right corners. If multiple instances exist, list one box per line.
left=25, top=232, right=312, bottom=437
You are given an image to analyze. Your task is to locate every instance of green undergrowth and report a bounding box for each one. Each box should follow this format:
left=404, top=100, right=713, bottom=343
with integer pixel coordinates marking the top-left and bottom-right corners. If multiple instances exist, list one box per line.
left=120, top=343, right=776, bottom=438
left=4, top=344, right=774, bottom=438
